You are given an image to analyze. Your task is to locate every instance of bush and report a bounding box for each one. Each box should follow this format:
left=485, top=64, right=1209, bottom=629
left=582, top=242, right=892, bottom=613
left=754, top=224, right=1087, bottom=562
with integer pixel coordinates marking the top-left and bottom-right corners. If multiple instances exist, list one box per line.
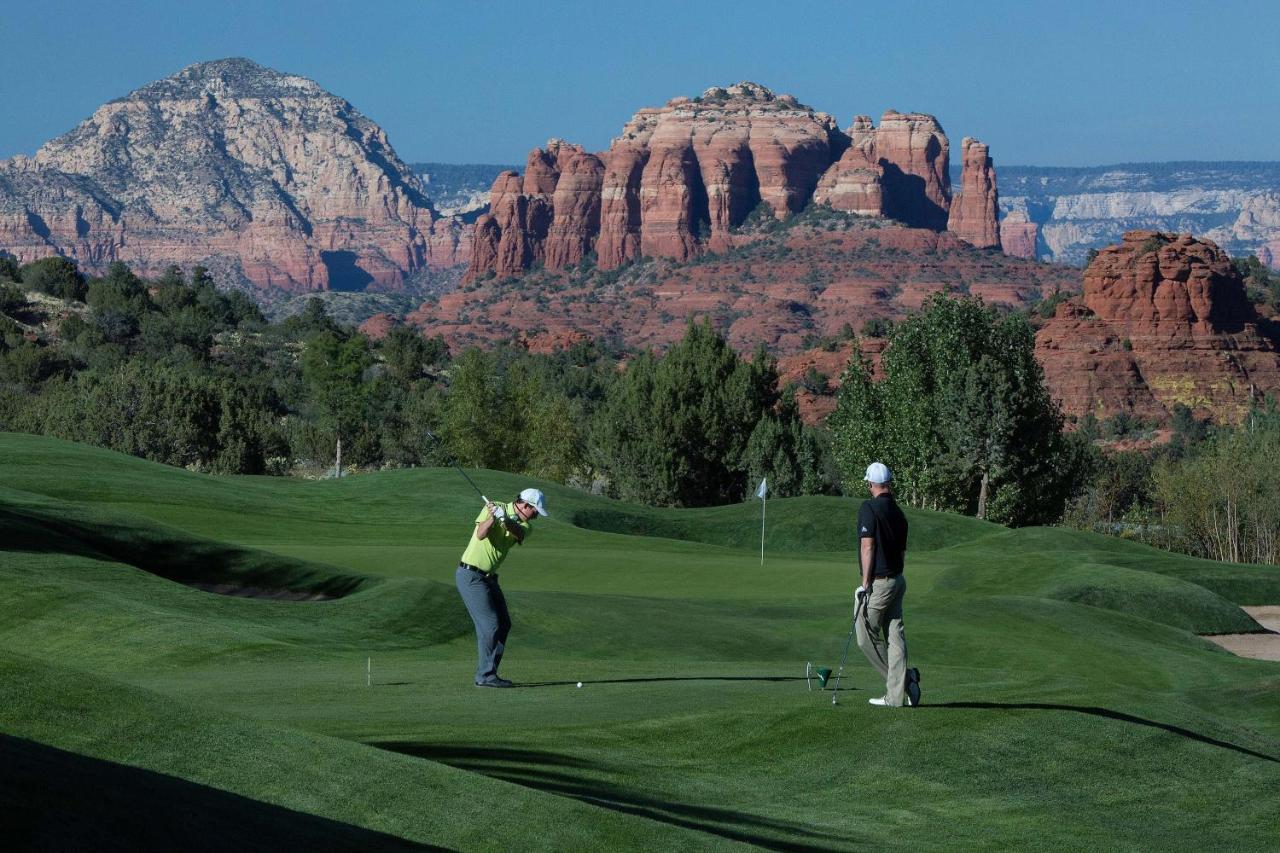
left=0, top=282, right=25, bottom=315
left=21, top=256, right=86, bottom=301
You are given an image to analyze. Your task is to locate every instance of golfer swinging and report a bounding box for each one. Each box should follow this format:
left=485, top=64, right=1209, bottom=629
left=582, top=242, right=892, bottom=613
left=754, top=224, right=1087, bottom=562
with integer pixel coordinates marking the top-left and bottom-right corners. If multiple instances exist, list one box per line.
left=854, top=463, right=921, bottom=707
left=456, top=488, right=548, bottom=687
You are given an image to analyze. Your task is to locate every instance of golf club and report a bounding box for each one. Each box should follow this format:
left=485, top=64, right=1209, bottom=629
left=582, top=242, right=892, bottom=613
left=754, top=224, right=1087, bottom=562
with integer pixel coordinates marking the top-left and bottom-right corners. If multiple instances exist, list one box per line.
left=828, top=593, right=861, bottom=706
left=424, top=428, right=492, bottom=506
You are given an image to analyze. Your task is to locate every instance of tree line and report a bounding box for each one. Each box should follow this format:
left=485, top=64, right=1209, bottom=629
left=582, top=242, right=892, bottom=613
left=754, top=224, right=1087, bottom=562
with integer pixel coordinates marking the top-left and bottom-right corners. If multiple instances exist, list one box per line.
left=6, top=255, right=1272, bottom=564
left=0, top=257, right=828, bottom=505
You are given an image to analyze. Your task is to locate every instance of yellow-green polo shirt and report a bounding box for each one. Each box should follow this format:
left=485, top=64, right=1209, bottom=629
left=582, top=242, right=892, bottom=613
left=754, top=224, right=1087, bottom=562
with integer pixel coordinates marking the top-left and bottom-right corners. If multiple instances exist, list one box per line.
left=459, top=503, right=532, bottom=572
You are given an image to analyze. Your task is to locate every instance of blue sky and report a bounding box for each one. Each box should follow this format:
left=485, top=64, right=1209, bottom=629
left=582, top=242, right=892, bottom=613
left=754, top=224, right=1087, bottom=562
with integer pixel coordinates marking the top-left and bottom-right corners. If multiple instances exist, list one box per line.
left=1, top=0, right=1276, bottom=167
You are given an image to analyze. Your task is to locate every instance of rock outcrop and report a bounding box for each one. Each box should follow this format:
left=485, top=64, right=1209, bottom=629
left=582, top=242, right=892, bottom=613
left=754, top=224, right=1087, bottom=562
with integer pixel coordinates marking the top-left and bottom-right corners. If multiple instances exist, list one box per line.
left=874, top=111, right=951, bottom=230
left=999, top=210, right=1038, bottom=259
left=947, top=138, right=1000, bottom=249
left=812, top=116, right=883, bottom=215
left=466, top=84, right=1003, bottom=280
left=1036, top=231, right=1280, bottom=422
left=0, top=58, right=469, bottom=293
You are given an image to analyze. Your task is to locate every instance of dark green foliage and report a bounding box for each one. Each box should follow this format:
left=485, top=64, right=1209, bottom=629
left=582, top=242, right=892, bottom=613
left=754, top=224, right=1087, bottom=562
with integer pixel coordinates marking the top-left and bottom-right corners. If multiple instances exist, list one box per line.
left=591, top=325, right=792, bottom=506
left=860, top=317, right=894, bottom=338
left=380, top=325, right=448, bottom=384
left=0, top=255, right=20, bottom=282
left=800, top=366, right=829, bottom=394
left=1062, top=449, right=1153, bottom=531
left=1137, top=234, right=1169, bottom=256
left=21, top=256, right=86, bottom=301
left=6, top=362, right=285, bottom=473
left=1, top=342, right=68, bottom=387
left=0, top=282, right=24, bottom=315
left=830, top=294, right=1081, bottom=525
left=437, top=346, right=588, bottom=482
left=742, top=388, right=830, bottom=498
left=1234, top=254, right=1280, bottom=313
left=281, top=297, right=341, bottom=338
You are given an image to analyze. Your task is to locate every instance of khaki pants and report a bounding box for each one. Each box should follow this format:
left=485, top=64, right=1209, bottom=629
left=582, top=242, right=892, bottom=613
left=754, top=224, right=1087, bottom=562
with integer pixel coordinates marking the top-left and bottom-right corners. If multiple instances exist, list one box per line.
left=855, top=574, right=908, bottom=706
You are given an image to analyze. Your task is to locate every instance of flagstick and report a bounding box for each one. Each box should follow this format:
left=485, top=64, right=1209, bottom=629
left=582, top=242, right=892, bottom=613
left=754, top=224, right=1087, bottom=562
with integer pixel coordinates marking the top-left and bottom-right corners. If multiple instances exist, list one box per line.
left=760, top=494, right=766, bottom=565
left=367, top=656, right=371, bottom=687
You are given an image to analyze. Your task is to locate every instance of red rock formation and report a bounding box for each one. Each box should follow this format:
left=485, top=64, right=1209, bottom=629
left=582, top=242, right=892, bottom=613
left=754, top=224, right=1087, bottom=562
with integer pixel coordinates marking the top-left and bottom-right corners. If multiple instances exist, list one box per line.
left=471, top=83, right=850, bottom=277
left=813, top=116, right=884, bottom=215
left=946, top=138, right=1000, bottom=248
left=596, top=141, right=649, bottom=269
left=464, top=87, right=1005, bottom=282
left=359, top=312, right=400, bottom=341
left=544, top=147, right=604, bottom=268
left=467, top=142, right=605, bottom=277
left=1000, top=211, right=1038, bottom=259
left=0, top=58, right=467, bottom=295
left=875, top=111, right=951, bottom=230
left=1036, top=231, right=1280, bottom=422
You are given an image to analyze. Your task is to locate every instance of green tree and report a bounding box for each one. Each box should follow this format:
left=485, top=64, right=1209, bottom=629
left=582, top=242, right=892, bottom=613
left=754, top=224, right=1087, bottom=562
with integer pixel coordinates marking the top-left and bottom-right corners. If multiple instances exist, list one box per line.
left=381, top=325, right=432, bottom=384
left=592, top=321, right=777, bottom=506
left=300, top=331, right=375, bottom=466
left=830, top=294, right=1078, bottom=525
left=0, top=256, right=20, bottom=283
left=88, top=261, right=152, bottom=343
left=0, top=282, right=24, bottom=315
left=742, top=387, right=829, bottom=498
left=440, top=347, right=518, bottom=469
left=21, top=256, right=86, bottom=301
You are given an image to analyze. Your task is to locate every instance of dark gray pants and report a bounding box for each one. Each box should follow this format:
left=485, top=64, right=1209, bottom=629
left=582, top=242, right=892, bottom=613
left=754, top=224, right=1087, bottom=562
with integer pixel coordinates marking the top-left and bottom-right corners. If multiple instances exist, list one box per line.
left=455, top=565, right=511, bottom=683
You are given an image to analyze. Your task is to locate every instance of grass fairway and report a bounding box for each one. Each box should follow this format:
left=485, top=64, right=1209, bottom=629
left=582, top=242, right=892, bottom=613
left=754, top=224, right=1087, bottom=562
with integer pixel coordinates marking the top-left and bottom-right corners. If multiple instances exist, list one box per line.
left=1, top=432, right=1278, bottom=850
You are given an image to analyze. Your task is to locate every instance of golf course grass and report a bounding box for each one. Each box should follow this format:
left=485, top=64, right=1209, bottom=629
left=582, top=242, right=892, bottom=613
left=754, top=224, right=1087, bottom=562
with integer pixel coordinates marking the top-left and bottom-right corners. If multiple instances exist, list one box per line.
left=1, top=432, right=1277, bottom=850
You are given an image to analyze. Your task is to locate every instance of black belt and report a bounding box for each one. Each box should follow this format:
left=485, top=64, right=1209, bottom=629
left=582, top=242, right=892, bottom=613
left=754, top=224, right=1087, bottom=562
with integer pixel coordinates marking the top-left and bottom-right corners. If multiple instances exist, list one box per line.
left=460, top=562, right=497, bottom=580
left=873, top=572, right=900, bottom=579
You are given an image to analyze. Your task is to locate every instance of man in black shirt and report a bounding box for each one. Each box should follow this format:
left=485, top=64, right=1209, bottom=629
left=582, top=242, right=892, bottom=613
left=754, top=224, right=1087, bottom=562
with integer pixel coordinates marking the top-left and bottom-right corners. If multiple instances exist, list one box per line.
left=854, top=462, right=921, bottom=707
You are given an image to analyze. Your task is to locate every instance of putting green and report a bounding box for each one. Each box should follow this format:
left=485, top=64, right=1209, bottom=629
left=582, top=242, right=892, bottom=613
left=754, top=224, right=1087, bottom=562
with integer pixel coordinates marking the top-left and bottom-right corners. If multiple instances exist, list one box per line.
left=1, top=433, right=1277, bottom=850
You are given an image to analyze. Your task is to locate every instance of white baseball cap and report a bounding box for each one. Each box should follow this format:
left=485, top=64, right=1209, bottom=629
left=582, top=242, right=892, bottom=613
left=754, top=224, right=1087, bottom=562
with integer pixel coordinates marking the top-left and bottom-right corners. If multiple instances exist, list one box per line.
left=864, top=462, right=892, bottom=484
left=519, top=487, right=549, bottom=517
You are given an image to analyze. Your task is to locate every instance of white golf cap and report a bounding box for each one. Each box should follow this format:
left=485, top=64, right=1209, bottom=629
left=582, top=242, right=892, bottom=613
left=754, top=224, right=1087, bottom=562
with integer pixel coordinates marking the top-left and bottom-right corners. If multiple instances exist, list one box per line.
left=864, top=462, right=892, bottom=484
left=519, top=487, right=549, bottom=517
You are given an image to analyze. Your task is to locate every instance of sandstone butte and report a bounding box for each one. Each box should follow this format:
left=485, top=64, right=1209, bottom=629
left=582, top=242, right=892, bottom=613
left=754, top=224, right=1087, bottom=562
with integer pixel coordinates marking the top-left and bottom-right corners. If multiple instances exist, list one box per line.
left=0, top=58, right=469, bottom=294
left=1035, top=230, right=1280, bottom=423
left=466, top=83, right=1002, bottom=281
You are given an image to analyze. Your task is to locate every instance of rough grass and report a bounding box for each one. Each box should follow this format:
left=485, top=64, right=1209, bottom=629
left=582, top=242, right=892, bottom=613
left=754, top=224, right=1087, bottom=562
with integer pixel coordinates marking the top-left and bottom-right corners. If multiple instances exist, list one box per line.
left=1, top=433, right=1278, bottom=850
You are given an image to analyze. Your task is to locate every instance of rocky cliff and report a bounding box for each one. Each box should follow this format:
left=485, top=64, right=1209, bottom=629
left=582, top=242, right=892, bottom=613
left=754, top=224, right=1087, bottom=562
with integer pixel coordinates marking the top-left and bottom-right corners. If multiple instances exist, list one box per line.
left=996, top=162, right=1280, bottom=267
left=468, top=84, right=1000, bottom=280
left=0, top=58, right=469, bottom=293
left=1035, top=230, right=1280, bottom=423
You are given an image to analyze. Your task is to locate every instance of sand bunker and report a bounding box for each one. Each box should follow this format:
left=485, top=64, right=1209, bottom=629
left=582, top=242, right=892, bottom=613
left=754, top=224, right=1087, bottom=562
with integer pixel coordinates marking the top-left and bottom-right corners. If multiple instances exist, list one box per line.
left=188, top=582, right=335, bottom=601
left=1205, top=606, right=1280, bottom=662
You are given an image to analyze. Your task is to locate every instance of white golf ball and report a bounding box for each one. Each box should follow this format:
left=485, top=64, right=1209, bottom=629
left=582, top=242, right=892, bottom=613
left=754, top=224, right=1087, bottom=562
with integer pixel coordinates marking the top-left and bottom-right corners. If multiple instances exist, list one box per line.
left=576, top=681, right=583, bottom=688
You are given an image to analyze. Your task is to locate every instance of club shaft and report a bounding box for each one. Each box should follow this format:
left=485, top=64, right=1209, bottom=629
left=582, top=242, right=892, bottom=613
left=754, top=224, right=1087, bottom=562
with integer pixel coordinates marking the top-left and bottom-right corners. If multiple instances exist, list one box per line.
left=424, top=429, right=488, bottom=501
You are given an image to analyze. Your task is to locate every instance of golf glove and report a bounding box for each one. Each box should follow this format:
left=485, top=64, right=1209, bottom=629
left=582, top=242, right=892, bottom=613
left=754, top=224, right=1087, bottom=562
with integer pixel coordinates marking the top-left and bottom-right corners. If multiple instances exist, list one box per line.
left=490, top=504, right=506, bottom=521
left=855, top=585, right=867, bottom=601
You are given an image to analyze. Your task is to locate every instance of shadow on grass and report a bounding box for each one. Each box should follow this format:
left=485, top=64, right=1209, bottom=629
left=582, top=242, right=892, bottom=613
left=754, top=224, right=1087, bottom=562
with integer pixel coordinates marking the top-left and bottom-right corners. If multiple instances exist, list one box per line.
left=925, top=702, right=1279, bottom=763
left=0, top=734, right=432, bottom=851
left=371, top=742, right=856, bottom=851
left=0, top=503, right=365, bottom=599
left=513, top=675, right=809, bottom=688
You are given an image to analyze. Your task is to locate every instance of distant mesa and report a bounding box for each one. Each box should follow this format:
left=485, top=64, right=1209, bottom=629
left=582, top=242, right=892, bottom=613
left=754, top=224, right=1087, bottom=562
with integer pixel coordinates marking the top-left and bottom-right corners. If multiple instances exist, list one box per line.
left=1035, top=230, right=1280, bottom=423
left=996, top=163, right=1280, bottom=267
left=0, top=57, right=470, bottom=294
left=467, top=83, right=1002, bottom=281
